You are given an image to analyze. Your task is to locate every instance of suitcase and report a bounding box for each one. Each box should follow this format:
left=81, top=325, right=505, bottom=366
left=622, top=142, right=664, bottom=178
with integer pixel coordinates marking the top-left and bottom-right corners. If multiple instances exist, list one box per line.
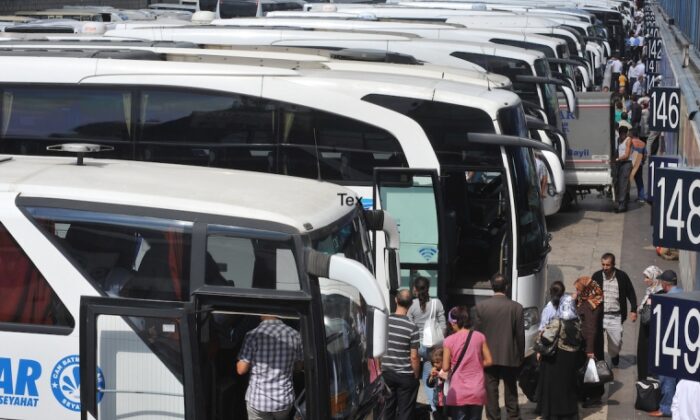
left=635, top=379, right=661, bottom=412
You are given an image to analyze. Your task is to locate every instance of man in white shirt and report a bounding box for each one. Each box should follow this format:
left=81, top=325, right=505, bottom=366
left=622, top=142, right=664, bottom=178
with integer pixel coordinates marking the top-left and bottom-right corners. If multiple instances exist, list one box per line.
left=632, top=76, right=644, bottom=96
left=672, top=380, right=700, bottom=419
left=611, top=57, right=623, bottom=91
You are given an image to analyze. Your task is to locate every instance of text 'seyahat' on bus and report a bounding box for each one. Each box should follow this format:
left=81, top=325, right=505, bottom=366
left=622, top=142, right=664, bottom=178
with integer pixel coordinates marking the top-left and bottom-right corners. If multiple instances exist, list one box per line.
left=0, top=151, right=394, bottom=420
left=0, top=51, right=553, bottom=354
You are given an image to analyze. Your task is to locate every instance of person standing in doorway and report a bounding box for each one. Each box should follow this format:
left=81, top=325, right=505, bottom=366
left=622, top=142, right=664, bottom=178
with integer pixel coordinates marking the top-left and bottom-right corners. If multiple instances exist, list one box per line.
left=591, top=253, right=638, bottom=367
left=237, top=316, right=303, bottom=420
left=382, top=289, right=421, bottom=420
left=474, top=273, right=525, bottom=420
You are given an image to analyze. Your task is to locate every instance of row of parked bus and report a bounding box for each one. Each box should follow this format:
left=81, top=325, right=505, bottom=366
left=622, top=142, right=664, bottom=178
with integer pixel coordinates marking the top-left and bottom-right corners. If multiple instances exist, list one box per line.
left=0, top=1, right=636, bottom=419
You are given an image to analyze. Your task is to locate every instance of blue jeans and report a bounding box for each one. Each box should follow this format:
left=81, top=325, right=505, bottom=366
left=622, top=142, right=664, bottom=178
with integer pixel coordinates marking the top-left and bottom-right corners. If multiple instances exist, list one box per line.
left=450, top=405, right=483, bottom=420
left=659, top=375, right=677, bottom=415
left=419, top=345, right=436, bottom=411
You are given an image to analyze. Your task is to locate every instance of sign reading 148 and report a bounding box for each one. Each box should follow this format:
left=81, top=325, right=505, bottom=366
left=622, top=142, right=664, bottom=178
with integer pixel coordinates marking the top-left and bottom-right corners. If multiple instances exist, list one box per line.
left=649, top=87, right=681, bottom=132
left=653, top=167, right=700, bottom=251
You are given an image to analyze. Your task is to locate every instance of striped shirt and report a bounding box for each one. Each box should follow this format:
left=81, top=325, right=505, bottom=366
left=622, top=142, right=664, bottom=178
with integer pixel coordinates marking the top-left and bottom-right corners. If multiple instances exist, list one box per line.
left=382, top=314, right=419, bottom=375
left=238, top=319, right=303, bottom=412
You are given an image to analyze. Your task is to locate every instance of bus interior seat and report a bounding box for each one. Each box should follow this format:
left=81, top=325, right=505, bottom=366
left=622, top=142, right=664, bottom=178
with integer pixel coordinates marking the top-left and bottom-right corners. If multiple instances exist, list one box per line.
left=63, top=223, right=137, bottom=296
left=122, top=241, right=188, bottom=301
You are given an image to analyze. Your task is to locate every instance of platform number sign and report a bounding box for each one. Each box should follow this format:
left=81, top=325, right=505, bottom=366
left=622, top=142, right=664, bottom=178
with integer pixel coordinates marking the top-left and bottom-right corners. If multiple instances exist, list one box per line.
left=650, top=292, right=700, bottom=381
left=648, top=26, right=660, bottom=39
left=645, top=58, right=659, bottom=74
left=652, top=167, right=700, bottom=250
left=648, top=155, right=679, bottom=201
left=647, top=38, right=663, bottom=60
left=646, top=72, right=660, bottom=92
left=649, top=87, right=681, bottom=132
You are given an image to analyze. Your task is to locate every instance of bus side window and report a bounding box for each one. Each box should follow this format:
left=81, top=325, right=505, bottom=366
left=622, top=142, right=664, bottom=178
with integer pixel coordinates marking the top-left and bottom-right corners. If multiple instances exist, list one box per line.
left=0, top=222, right=74, bottom=329
left=0, top=87, right=132, bottom=159
left=205, top=226, right=300, bottom=291
left=25, top=207, right=193, bottom=301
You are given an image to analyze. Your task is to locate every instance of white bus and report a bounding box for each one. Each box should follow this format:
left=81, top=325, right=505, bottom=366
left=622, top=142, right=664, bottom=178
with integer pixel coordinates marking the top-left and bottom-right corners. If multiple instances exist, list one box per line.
left=102, top=25, right=577, bottom=132
left=0, top=151, right=392, bottom=420
left=215, top=16, right=587, bottom=90
left=0, top=53, right=552, bottom=352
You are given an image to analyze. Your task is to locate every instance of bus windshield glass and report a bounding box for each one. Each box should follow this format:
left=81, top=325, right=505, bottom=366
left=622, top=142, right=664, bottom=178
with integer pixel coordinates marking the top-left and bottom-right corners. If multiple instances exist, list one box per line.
left=497, top=106, right=548, bottom=274
left=534, top=58, right=561, bottom=129
left=361, top=94, right=514, bottom=298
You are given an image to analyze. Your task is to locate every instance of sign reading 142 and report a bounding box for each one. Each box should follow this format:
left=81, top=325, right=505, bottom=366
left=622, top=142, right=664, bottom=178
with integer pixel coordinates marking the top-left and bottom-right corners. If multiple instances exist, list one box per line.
left=649, top=87, right=681, bottom=132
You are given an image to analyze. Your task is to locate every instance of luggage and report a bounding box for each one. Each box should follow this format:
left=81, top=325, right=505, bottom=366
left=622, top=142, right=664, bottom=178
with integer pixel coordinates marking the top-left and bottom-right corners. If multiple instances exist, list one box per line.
left=518, top=355, right=540, bottom=402
left=635, top=379, right=661, bottom=412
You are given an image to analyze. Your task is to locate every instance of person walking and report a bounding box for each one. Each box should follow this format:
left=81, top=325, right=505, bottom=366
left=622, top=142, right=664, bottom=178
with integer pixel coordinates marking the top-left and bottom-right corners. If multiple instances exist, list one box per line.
left=407, top=276, right=446, bottom=414
left=614, top=126, right=633, bottom=213
left=537, top=281, right=582, bottom=420
left=474, top=273, right=525, bottom=420
left=382, top=289, right=421, bottom=420
left=574, top=276, right=605, bottom=408
left=629, top=128, right=647, bottom=201
left=636, top=265, right=663, bottom=380
left=439, top=306, right=493, bottom=420
left=591, top=253, right=638, bottom=367
left=649, top=270, right=683, bottom=418
left=237, top=316, right=303, bottom=420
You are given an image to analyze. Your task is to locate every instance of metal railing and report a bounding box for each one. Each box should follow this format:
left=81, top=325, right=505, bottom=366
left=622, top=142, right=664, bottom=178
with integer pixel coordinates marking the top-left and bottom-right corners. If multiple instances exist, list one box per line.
left=658, top=0, right=700, bottom=53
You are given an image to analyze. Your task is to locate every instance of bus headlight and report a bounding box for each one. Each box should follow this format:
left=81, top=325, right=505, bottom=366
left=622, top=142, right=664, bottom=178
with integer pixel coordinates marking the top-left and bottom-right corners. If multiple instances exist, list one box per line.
left=523, top=307, right=540, bottom=330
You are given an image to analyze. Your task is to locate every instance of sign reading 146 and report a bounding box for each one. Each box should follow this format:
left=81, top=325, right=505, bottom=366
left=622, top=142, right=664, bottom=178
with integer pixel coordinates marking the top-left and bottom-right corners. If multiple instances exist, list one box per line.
left=649, top=87, right=681, bottom=132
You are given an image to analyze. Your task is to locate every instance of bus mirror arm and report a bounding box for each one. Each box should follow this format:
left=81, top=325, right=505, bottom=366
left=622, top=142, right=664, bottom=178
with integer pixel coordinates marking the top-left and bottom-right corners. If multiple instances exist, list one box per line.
left=306, top=250, right=388, bottom=358
left=466, top=133, right=557, bottom=155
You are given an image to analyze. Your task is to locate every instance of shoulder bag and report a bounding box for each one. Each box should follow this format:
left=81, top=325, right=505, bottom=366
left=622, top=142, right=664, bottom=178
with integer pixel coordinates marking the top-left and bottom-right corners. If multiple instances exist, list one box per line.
left=422, top=299, right=444, bottom=348
left=534, top=318, right=561, bottom=357
left=443, top=329, right=474, bottom=400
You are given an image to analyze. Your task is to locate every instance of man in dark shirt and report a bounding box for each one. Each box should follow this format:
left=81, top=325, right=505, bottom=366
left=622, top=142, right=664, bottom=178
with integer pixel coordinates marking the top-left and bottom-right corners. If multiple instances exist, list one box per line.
left=381, top=289, right=420, bottom=420
left=475, top=273, right=525, bottom=420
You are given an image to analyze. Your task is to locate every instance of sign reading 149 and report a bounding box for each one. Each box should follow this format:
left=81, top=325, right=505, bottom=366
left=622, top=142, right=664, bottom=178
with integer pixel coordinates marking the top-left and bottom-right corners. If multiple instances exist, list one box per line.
left=650, top=292, right=700, bottom=381
left=653, top=167, right=700, bottom=251
left=649, top=87, right=681, bottom=132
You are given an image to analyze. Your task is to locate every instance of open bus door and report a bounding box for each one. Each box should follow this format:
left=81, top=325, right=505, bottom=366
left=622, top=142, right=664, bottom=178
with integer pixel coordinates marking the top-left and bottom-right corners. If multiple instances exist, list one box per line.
left=80, top=290, right=345, bottom=420
left=80, top=296, right=200, bottom=420
left=372, top=168, right=446, bottom=306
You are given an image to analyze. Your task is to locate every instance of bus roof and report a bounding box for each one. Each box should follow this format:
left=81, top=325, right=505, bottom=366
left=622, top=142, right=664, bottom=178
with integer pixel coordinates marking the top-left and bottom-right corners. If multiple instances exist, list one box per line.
left=0, top=155, right=356, bottom=233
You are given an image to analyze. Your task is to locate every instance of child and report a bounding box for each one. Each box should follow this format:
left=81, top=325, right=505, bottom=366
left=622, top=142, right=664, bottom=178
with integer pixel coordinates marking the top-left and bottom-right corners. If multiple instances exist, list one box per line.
left=427, top=347, right=448, bottom=419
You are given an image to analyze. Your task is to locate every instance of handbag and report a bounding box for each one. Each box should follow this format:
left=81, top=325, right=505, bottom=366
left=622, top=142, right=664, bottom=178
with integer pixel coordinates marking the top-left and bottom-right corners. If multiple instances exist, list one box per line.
left=638, top=304, right=652, bottom=325
left=444, top=329, right=474, bottom=401
left=534, top=318, right=561, bottom=357
left=422, top=299, right=444, bottom=348
left=635, top=379, right=661, bottom=412
left=594, top=360, right=614, bottom=384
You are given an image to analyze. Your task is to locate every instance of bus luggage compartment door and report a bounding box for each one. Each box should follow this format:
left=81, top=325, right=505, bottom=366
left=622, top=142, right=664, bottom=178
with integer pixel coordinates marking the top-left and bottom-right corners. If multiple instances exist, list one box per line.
left=561, top=92, right=614, bottom=190
left=80, top=296, right=199, bottom=420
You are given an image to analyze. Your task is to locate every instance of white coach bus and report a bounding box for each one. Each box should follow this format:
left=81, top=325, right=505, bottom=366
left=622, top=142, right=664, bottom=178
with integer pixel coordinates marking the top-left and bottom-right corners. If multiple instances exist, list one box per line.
left=0, top=152, right=392, bottom=420
left=0, top=52, right=552, bottom=353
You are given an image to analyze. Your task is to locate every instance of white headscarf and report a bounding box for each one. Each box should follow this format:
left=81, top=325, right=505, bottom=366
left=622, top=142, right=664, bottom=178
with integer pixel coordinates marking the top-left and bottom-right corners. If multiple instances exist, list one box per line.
left=640, top=265, right=663, bottom=310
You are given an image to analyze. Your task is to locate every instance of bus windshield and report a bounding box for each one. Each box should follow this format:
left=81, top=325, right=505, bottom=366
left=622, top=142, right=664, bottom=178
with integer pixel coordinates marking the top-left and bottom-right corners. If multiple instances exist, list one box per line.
left=311, top=209, right=379, bottom=419
left=534, top=58, right=562, bottom=129
left=497, top=105, right=548, bottom=274
left=361, top=94, right=514, bottom=302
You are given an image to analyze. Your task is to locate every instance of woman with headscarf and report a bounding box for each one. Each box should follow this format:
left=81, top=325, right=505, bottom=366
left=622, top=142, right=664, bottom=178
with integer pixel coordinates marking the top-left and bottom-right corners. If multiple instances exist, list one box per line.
left=636, top=265, right=663, bottom=380
left=536, top=281, right=583, bottom=420
left=574, top=276, right=605, bottom=407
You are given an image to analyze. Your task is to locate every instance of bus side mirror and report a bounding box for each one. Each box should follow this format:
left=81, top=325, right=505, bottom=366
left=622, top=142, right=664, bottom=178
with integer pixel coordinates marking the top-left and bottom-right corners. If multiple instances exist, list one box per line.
left=306, top=249, right=389, bottom=358
left=364, top=209, right=401, bottom=303
left=327, top=255, right=388, bottom=358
